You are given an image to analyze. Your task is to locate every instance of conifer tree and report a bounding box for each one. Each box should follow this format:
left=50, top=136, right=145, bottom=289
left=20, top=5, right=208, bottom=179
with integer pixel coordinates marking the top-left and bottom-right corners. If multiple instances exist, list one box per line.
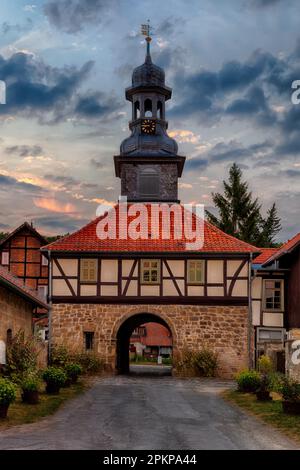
left=205, top=163, right=281, bottom=247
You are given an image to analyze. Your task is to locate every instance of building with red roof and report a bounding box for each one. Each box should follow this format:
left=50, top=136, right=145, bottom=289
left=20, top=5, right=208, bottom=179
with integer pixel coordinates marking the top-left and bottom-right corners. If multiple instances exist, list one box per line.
left=41, top=33, right=298, bottom=378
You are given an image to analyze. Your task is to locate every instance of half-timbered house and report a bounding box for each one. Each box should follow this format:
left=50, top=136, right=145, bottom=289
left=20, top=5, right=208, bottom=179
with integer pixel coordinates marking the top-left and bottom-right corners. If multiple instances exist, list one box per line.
left=0, top=222, right=48, bottom=297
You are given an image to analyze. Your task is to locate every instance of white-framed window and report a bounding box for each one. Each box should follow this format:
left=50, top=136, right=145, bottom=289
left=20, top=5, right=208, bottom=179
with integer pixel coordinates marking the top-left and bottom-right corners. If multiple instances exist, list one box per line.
left=1, top=251, right=9, bottom=265
left=257, top=327, right=285, bottom=343
left=41, top=255, right=49, bottom=266
left=80, top=259, right=97, bottom=283
left=38, top=285, right=48, bottom=300
left=263, top=279, right=284, bottom=311
left=141, top=259, right=160, bottom=284
left=187, top=260, right=205, bottom=284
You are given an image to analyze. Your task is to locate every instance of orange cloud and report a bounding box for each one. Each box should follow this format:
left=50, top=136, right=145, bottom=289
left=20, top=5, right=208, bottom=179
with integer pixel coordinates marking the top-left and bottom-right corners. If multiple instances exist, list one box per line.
left=34, top=198, right=76, bottom=213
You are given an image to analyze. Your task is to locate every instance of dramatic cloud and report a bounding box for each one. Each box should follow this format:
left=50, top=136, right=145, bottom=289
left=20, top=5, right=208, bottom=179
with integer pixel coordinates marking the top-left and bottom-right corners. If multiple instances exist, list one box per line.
left=170, top=47, right=298, bottom=132
left=44, top=0, right=117, bottom=34
left=250, top=0, right=282, bottom=6
left=186, top=140, right=272, bottom=170
left=33, top=197, right=76, bottom=213
left=5, top=145, right=44, bottom=157
left=0, top=52, right=121, bottom=124
left=0, top=173, right=43, bottom=192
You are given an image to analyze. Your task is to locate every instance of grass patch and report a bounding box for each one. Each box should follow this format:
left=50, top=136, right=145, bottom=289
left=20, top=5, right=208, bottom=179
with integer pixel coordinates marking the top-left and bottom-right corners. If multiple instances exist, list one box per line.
left=223, top=389, right=300, bottom=444
left=0, top=379, right=88, bottom=429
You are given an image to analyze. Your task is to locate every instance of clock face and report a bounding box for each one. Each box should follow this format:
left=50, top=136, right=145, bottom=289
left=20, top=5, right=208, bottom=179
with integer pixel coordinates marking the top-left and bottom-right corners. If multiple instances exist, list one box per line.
left=141, top=119, right=156, bottom=135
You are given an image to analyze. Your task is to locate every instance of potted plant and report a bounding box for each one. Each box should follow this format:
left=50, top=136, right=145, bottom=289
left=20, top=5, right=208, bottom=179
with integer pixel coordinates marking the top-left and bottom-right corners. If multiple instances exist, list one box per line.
left=235, top=370, right=261, bottom=393
left=21, top=374, right=40, bottom=404
left=0, top=378, right=16, bottom=419
left=256, top=373, right=272, bottom=401
left=280, top=377, right=300, bottom=414
left=65, top=363, right=82, bottom=384
left=42, top=367, right=67, bottom=394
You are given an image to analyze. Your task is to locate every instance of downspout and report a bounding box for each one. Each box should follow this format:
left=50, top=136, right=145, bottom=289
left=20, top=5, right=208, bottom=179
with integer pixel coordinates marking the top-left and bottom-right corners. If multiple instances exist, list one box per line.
left=248, top=253, right=253, bottom=369
left=47, top=250, right=52, bottom=365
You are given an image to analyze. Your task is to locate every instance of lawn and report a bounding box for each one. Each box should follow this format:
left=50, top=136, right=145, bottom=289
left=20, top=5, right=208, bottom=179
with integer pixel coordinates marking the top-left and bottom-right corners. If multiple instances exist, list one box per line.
left=223, top=389, right=300, bottom=444
left=0, top=379, right=88, bottom=429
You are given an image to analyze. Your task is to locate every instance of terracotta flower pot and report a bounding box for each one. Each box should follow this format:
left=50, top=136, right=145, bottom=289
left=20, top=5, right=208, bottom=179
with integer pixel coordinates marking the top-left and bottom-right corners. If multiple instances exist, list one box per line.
left=282, top=401, right=300, bottom=415
left=0, top=404, right=9, bottom=419
left=256, top=390, right=272, bottom=401
left=46, top=383, right=61, bottom=394
left=22, top=390, right=39, bottom=405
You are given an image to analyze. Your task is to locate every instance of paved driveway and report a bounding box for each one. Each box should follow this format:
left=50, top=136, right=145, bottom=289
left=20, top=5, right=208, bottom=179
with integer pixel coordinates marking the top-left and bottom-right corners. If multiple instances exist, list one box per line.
left=0, top=373, right=298, bottom=450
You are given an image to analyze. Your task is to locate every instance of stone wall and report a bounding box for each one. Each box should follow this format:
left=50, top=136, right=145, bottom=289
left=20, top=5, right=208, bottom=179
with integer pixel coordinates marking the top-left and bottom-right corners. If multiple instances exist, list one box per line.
left=0, top=285, right=33, bottom=365
left=0, top=285, right=33, bottom=342
left=51, top=303, right=249, bottom=378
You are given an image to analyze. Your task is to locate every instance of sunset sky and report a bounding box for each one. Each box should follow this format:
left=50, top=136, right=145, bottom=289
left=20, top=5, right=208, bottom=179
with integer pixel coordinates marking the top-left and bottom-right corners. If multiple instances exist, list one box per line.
left=0, top=0, right=300, bottom=241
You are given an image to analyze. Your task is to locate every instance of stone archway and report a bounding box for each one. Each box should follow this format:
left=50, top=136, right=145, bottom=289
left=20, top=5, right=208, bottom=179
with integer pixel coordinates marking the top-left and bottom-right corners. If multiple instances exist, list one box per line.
left=115, top=312, right=173, bottom=374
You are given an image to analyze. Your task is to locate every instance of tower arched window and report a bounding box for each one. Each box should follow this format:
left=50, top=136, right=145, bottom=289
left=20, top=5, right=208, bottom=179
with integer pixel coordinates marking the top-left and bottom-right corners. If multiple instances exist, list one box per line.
left=157, top=101, right=163, bottom=119
left=134, top=101, right=140, bottom=119
left=144, top=99, right=152, bottom=117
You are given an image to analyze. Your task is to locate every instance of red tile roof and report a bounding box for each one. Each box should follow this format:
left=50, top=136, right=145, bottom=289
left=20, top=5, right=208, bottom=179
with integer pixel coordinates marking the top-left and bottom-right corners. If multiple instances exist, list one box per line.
left=253, top=248, right=278, bottom=265
left=42, top=203, right=259, bottom=254
left=0, top=265, right=48, bottom=309
left=262, top=232, right=300, bottom=266
left=0, top=221, right=48, bottom=248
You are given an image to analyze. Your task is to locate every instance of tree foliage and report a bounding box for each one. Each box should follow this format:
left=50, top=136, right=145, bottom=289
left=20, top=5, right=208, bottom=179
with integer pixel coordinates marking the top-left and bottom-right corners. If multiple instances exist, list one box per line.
left=206, top=163, right=281, bottom=247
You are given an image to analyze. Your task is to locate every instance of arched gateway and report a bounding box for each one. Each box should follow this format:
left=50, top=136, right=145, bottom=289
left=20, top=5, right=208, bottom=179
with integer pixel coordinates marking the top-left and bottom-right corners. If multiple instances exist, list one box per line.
left=115, top=312, right=173, bottom=374
left=45, top=29, right=257, bottom=379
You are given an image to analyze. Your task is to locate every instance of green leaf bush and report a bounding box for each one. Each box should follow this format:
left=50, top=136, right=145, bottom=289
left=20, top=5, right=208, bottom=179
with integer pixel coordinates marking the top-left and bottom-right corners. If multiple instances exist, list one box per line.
left=257, top=355, right=273, bottom=374
left=65, top=363, right=82, bottom=382
left=0, top=378, right=17, bottom=405
left=193, top=349, right=218, bottom=377
left=280, top=377, right=300, bottom=402
left=6, top=330, right=40, bottom=379
left=21, top=373, right=40, bottom=392
left=42, top=367, right=67, bottom=387
left=236, top=370, right=261, bottom=393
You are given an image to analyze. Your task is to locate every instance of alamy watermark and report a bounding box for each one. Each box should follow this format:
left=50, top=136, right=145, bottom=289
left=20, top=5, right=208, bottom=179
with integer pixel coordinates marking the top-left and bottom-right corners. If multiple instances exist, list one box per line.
left=0, top=80, right=6, bottom=105
left=95, top=197, right=205, bottom=250
left=291, top=80, right=300, bottom=105
left=291, top=340, right=300, bottom=365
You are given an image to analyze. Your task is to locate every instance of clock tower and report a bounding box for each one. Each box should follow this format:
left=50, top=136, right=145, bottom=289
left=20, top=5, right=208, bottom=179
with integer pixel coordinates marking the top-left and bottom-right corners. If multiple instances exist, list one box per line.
left=114, top=31, right=185, bottom=203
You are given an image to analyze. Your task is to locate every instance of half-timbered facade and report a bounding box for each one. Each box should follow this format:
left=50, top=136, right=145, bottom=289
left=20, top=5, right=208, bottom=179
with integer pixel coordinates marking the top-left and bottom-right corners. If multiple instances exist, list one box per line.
left=0, top=222, right=48, bottom=297
left=251, top=236, right=300, bottom=377
left=43, top=35, right=260, bottom=378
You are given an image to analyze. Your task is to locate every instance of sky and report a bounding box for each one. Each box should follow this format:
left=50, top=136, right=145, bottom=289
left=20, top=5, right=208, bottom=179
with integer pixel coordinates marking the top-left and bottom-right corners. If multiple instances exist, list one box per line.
left=0, top=0, right=300, bottom=241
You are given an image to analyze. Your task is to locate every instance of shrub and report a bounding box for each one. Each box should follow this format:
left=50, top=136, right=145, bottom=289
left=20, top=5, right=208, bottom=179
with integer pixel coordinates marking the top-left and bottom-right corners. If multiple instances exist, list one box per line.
left=162, top=357, right=172, bottom=365
left=256, top=373, right=272, bottom=393
left=42, top=367, right=67, bottom=388
left=0, top=379, right=16, bottom=405
left=72, top=352, right=104, bottom=374
left=6, top=330, right=40, bottom=378
left=65, top=363, right=82, bottom=382
left=280, top=377, right=300, bottom=402
left=193, top=349, right=218, bottom=377
left=50, top=345, right=71, bottom=367
left=236, top=370, right=261, bottom=393
left=21, top=373, right=40, bottom=393
left=258, top=355, right=273, bottom=374
left=173, top=349, right=196, bottom=376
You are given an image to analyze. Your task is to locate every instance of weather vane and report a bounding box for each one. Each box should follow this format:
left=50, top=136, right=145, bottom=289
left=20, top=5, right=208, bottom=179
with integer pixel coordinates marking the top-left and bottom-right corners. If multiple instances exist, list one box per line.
left=141, top=20, right=153, bottom=40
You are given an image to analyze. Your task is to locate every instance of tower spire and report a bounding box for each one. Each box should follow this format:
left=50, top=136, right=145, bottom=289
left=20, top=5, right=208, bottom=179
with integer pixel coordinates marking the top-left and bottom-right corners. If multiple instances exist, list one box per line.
left=141, top=20, right=152, bottom=62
